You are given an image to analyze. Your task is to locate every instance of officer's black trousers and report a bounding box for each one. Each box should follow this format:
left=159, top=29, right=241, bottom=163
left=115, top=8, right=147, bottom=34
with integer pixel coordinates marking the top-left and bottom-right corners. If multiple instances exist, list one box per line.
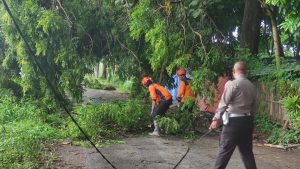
left=214, top=116, right=257, bottom=169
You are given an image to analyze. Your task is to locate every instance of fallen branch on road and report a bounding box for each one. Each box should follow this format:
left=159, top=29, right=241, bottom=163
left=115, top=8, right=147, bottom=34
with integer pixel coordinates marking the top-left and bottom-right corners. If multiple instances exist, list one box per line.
left=254, top=143, right=300, bottom=150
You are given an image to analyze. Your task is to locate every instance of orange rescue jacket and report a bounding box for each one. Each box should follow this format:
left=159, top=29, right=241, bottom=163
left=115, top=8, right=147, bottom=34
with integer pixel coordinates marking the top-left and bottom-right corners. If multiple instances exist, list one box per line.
left=177, top=81, right=195, bottom=102
left=149, top=83, right=172, bottom=104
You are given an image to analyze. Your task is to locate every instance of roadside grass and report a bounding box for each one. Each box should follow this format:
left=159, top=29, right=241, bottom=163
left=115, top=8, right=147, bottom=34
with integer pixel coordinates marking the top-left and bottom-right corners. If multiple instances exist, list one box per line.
left=0, top=96, right=63, bottom=168
left=84, top=75, right=132, bottom=93
left=67, top=99, right=150, bottom=146
left=255, top=112, right=300, bottom=145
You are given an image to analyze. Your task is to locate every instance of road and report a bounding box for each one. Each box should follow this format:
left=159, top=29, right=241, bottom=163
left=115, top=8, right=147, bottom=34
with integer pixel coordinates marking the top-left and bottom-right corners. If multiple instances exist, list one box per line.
left=51, top=88, right=300, bottom=169
left=53, top=134, right=300, bottom=169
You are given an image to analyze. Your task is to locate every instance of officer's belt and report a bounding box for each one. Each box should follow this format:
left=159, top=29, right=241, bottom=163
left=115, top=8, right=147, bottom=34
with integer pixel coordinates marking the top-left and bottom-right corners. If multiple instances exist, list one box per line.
left=228, top=113, right=251, bottom=118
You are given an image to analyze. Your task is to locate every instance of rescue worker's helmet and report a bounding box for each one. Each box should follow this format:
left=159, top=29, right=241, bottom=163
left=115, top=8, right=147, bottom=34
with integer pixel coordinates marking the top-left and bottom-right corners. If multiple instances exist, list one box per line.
left=176, top=69, right=186, bottom=76
left=141, top=76, right=153, bottom=86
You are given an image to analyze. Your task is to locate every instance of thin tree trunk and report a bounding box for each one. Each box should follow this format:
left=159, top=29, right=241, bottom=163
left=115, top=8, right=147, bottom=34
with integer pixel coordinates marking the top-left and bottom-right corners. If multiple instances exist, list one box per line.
left=268, top=7, right=284, bottom=69
left=158, top=62, right=166, bottom=84
left=263, top=22, right=271, bottom=56
left=102, top=63, right=107, bottom=79
left=270, top=13, right=284, bottom=58
left=94, top=63, right=99, bottom=78
left=271, top=38, right=274, bottom=55
left=241, top=0, right=262, bottom=55
left=261, top=1, right=285, bottom=69
left=296, top=42, right=300, bottom=60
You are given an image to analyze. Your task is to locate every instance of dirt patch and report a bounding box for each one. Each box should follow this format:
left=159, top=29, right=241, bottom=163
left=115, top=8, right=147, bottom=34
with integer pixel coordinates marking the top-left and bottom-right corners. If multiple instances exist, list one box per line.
left=50, top=143, right=90, bottom=169
left=81, top=88, right=129, bottom=105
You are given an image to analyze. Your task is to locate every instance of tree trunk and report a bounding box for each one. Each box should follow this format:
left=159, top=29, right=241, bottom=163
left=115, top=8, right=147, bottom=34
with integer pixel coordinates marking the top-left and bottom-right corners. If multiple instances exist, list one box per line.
left=94, top=63, right=99, bottom=78
left=158, top=62, right=166, bottom=84
left=270, top=13, right=284, bottom=58
left=102, top=63, right=107, bottom=79
left=263, top=5, right=284, bottom=69
left=296, top=42, right=300, bottom=60
left=241, top=0, right=262, bottom=55
left=263, top=22, right=271, bottom=56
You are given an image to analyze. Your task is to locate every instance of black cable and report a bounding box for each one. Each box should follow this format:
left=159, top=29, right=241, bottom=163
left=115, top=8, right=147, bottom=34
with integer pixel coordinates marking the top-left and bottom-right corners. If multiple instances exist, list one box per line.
left=172, top=129, right=212, bottom=168
left=199, top=129, right=212, bottom=139
left=0, top=1, right=117, bottom=168
left=173, top=146, right=190, bottom=169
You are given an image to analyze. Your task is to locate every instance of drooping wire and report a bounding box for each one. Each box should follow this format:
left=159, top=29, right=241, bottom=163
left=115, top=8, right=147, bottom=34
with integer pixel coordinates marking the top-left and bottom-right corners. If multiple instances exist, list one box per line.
left=172, top=129, right=213, bottom=168
left=172, top=146, right=190, bottom=169
left=0, top=0, right=117, bottom=168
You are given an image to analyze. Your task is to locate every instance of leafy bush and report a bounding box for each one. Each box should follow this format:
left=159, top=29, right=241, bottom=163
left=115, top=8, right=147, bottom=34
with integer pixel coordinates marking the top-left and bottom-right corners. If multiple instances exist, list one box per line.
left=157, top=116, right=179, bottom=134
left=68, top=104, right=119, bottom=140
left=84, top=76, right=116, bottom=90
left=267, top=128, right=300, bottom=145
left=159, top=111, right=197, bottom=135
left=157, top=100, right=198, bottom=136
left=84, top=77, right=104, bottom=89
left=115, top=100, right=150, bottom=131
left=255, top=113, right=300, bottom=145
left=0, top=97, right=39, bottom=124
left=68, top=99, right=150, bottom=141
left=98, top=77, right=133, bottom=93
left=84, top=74, right=133, bottom=93
left=0, top=74, right=23, bottom=98
left=114, top=80, right=133, bottom=93
left=255, top=113, right=275, bottom=133
left=283, top=95, right=300, bottom=129
left=0, top=121, right=61, bottom=169
left=0, top=97, right=62, bottom=168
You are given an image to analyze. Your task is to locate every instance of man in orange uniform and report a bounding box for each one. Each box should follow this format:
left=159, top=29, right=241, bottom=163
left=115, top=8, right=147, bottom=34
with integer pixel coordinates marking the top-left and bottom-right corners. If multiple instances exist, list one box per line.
left=176, top=69, right=195, bottom=104
left=142, top=76, right=172, bottom=136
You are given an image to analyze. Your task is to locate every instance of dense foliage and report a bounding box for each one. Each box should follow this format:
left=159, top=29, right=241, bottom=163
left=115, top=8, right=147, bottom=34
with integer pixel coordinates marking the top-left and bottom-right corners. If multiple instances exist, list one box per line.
left=157, top=98, right=199, bottom=136
left=84, top=76, right=116, bottom=90
left=0, top=0, right=299, bottom=167
left=67, top=99, right=150, bottom=141
left=0, top=0, right=299, bottom=101
left=0, top=96, right=63, bottom=168
left=255, top=113, right=300, bottom=145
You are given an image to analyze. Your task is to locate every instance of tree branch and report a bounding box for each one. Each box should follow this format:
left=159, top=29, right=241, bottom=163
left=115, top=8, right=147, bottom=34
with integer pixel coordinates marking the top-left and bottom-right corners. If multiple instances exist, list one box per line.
left=56, top=0, right=73, bottom=25
left=116, top=38, right=142, bottom=65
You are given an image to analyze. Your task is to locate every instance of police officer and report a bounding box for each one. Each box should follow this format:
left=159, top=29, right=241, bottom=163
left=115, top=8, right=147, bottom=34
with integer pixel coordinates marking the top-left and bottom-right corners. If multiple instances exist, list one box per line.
left=210, top=61, right=258, bottom=169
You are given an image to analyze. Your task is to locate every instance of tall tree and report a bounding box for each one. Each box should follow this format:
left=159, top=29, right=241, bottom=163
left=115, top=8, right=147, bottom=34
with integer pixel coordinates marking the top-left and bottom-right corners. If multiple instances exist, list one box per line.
left=262, top=3, right=284, bottom=59
left=266, top=0, right=300, bottom=59
left=241, top=0, right=262, bottom=55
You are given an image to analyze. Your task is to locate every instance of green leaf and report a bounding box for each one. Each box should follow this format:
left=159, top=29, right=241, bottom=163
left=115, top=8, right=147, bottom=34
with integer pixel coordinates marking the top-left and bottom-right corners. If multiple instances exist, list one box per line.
left=189, top=0, right=199, bottom=7
left=192, top=9, right=201, bottom=18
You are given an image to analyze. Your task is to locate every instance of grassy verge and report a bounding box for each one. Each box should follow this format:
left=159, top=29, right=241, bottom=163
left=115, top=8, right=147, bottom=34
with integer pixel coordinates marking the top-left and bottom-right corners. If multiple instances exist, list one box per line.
left=84, top=75, right=132, bottom=93
left=255, top=113, right=300, bottom=145
left=0, top=96, right=63, bottom=168
left=67, top=99, right=150, bottom=145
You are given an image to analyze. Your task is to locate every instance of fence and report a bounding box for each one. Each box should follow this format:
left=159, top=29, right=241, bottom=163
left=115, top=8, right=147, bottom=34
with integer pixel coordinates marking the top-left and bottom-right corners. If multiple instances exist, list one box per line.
left=256, top=83, right=288, bottom=127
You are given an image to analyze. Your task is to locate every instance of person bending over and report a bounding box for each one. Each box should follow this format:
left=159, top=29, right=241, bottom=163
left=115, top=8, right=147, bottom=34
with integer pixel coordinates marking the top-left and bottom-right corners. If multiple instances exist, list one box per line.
left=142, top=76, right=172, bottom=136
